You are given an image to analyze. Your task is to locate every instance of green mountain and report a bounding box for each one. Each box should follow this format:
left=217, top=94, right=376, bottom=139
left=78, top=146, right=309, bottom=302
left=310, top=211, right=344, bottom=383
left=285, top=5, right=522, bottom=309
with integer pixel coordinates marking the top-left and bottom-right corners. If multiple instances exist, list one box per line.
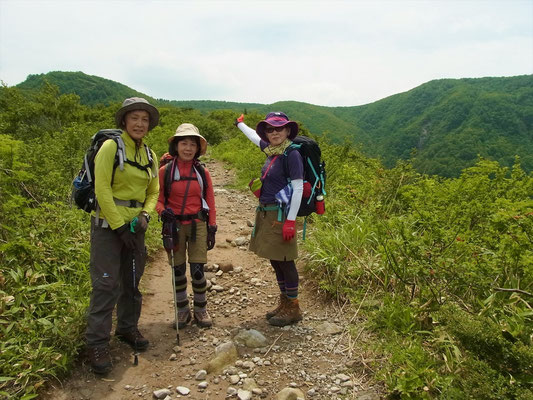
left=15, top=71, right=532, bottom=176
left=16, top=71, right=156, bottom=106
left=330, top=76, right=533, bottom=176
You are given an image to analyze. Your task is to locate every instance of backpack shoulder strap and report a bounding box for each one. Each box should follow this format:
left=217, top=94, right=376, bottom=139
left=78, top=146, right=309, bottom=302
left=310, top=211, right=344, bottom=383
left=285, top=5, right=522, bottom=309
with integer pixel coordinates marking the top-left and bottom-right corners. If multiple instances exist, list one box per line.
left=102, top=136, right=123, bottom=186
left=163, top=158, right=176, bottom=207
left=282, top=143, right=301, bottom=182
left=194, top=162, right=208, bottom=200
left=115, top=136, right=126, bottom=171
left=143, top=144, right=156, bottom=177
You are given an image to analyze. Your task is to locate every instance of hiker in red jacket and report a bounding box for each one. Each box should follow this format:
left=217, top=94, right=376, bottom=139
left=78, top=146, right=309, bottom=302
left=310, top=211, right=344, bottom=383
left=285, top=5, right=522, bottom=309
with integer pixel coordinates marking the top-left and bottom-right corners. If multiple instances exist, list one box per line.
left=235, top=112, right=304, bottom=326
left=156, top=123, right=217, bottom=329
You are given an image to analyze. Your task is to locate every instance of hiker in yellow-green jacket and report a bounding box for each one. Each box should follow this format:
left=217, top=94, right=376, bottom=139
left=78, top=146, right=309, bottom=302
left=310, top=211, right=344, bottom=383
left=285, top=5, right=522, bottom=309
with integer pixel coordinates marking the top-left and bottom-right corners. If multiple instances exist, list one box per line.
left=85, top=98, right=159, bottom=374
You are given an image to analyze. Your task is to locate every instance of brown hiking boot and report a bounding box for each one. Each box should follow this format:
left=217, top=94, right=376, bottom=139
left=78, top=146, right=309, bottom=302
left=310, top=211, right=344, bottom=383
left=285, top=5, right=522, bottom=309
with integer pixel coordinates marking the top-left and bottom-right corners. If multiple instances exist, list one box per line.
left=268, top=298, right=303, bottom=327
left=194, top=309, right=212, bottom=328
left=266, top=294, right=290, bottom=320
left=87, top=345, right=112, bottom=374
left=173, top=309, right=192, bottom=330
left=115, top=328, right=149, bottom=351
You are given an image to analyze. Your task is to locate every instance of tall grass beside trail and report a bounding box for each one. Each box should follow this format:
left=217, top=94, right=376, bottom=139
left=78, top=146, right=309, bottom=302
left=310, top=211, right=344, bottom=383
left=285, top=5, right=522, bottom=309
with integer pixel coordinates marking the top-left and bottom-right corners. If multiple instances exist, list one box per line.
left=303, top=143, right=533, bottom=399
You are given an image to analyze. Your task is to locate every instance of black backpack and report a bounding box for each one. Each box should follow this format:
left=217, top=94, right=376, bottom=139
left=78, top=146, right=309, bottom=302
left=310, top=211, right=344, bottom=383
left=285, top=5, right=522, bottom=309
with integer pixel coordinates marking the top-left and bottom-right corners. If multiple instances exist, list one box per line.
left=72, top=129, right=154, bottom=212
left=283, top=136, right=326, bottom=217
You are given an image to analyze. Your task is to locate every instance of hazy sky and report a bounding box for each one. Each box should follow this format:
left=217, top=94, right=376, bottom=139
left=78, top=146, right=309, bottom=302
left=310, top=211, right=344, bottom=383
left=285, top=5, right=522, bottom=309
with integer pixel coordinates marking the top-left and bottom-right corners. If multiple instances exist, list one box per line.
left=1, top=0, right=532, bottom=106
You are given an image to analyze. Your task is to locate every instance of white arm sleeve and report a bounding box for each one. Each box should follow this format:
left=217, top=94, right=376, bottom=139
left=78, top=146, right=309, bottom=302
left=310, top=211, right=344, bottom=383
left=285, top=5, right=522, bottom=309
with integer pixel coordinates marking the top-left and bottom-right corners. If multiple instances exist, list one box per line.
left=287, top=179, right=303, bottom=221
left=237, top=122, right=261, bottom=147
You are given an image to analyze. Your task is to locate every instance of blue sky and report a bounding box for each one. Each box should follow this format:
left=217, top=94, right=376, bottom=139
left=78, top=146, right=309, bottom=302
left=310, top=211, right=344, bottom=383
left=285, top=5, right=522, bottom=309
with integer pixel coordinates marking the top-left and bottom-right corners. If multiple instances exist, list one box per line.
left=0, top=0, right=532, bottom=106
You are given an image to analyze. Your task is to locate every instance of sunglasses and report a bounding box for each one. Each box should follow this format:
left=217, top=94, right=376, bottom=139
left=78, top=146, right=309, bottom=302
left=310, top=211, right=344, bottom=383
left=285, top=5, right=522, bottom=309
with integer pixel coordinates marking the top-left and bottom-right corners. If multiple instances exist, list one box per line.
left=264, top=126, right=286, bottom=134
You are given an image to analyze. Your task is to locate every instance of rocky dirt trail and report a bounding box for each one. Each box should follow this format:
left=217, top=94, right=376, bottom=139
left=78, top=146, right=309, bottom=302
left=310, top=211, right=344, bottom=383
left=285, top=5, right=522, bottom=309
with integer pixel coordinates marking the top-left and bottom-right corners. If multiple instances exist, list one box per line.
left=43, top=160, right=382, bottom=400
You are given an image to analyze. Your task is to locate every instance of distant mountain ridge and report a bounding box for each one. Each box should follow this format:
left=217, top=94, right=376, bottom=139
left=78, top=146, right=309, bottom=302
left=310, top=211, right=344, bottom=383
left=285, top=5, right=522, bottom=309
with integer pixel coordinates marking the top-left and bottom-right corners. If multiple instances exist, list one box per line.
left=15, top=71, right=533, bottom=176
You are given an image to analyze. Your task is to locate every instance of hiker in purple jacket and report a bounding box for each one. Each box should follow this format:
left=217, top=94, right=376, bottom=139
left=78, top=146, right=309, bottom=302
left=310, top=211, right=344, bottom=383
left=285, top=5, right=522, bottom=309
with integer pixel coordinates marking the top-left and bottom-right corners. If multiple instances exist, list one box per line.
left=235, top=112, right=304, bottom=326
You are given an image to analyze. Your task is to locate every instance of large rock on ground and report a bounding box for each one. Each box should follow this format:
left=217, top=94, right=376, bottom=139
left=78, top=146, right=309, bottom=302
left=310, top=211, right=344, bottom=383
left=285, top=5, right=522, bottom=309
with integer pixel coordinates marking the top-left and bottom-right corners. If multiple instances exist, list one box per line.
left=276, top=387, right=306, bottom=400
left=205, top=341, right=239, bottom=373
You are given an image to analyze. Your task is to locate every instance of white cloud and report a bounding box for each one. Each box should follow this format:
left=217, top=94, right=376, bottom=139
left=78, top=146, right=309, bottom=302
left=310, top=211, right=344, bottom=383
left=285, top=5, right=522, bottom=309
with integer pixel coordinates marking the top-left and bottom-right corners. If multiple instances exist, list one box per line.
left=1, top=0, right=531, bottom=106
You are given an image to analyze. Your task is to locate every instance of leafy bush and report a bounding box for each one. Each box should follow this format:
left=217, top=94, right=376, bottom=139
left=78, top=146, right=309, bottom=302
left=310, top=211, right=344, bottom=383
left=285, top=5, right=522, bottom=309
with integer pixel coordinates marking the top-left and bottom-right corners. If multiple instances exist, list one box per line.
left=303, top=140, right=532, bottom=397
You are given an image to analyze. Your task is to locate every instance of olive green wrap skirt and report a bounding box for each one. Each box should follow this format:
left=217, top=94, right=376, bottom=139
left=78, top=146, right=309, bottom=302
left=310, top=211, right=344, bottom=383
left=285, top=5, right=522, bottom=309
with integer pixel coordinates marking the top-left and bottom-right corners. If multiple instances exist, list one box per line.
left=249, top=204, right=298, bottom=261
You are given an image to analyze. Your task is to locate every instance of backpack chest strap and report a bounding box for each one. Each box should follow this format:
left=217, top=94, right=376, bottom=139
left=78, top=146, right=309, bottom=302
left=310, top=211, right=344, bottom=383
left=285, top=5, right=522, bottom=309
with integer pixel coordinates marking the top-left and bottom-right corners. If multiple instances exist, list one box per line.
left=113, top=198, right=144, bottom=208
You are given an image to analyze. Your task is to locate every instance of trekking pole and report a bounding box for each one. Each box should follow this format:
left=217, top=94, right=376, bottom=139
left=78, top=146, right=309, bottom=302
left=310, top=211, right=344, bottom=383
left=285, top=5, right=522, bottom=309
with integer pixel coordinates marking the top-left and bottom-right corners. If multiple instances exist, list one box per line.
left=130, top=220, right=139, bottom=366
left=170, top=248, right=180, bottom=345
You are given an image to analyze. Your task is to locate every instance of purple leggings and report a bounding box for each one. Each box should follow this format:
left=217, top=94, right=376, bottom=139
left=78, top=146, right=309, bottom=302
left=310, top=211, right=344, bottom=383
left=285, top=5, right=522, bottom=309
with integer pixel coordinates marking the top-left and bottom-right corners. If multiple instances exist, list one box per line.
left=270, top=260, right=299, bottom=299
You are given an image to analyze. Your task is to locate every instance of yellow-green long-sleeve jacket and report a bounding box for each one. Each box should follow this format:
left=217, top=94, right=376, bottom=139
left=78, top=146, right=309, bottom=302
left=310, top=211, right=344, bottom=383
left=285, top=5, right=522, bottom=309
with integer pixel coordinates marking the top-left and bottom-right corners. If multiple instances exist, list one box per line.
left=93, top=131, right=159, bottom=230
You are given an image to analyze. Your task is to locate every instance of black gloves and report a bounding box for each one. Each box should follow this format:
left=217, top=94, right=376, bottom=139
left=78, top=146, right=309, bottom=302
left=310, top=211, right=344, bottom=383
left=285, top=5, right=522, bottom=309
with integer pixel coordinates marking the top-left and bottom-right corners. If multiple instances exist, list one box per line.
left=161, top=208, right=175, bottom=223
left=134, top=212, right=150, bottom=233
left=207, top=224, right=217, bottom=251
left=115, top=224, right=136, bottom=250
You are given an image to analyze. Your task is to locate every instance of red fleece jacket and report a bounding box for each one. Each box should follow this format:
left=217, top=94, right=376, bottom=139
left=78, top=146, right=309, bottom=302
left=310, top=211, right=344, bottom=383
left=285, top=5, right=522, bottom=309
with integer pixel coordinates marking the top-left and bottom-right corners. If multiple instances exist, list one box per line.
left=156, top=159, right=216, bottom=226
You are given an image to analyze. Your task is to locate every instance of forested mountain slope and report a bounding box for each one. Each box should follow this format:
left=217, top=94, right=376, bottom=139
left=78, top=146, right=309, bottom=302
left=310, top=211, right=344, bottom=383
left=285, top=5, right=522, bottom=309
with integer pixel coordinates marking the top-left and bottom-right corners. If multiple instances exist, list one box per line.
left=16, top=71, right=156, bottom=106
left=15, top=71, right=532, bottom=176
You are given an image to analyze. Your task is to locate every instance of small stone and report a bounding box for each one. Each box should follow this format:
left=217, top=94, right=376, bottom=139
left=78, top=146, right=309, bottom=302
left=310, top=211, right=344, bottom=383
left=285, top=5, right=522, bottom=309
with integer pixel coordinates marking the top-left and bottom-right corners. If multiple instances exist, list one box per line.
left=198, top=381, right=208, bottom=389
left=153, top=388, right=172, bottom=399
left=169, top=353, right=177, bottom=361
left=195, top=369, right=207, bottom=380
left=234, top=237, right=248, bottom=246
left=336, top=373, right=350, bottom=382
left=237, top=389, right=253, bottom=400
left=219, top=262, right=234, bottom=272
left=242, top=361, right=255, bottom=370
left=234, top=329, right=268, bottom=348
left=176, top=386, right=190, bottom=395
left=316, top=321, right=343, bottom=335
left=243, top=378, right=258, bottom=391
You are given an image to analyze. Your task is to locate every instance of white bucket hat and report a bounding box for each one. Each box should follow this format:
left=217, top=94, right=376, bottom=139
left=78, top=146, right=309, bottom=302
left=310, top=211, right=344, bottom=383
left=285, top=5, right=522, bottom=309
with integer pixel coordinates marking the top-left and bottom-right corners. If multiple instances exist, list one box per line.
left=168, top=123, right=207, bottom=156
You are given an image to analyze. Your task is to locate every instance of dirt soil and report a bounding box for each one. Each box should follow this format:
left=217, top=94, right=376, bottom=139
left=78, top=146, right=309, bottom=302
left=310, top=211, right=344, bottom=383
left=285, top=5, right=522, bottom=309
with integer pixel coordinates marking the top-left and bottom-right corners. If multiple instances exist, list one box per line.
left=43, top=160, right=382, bottom=400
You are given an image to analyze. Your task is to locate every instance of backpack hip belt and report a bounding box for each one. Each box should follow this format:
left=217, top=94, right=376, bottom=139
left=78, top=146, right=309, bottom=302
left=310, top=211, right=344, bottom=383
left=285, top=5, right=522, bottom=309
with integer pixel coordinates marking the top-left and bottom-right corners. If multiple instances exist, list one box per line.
left=174, top=211, right=206, bottom=222
left=173, top=211, right=207, bottom=242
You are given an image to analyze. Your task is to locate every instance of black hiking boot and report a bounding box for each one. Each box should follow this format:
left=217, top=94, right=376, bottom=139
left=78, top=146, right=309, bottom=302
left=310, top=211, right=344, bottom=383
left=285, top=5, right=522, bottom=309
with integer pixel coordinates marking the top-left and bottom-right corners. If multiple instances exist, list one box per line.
left=87, top=345, right=112, bottom=374
left=115, top=328, right=149, bottom=351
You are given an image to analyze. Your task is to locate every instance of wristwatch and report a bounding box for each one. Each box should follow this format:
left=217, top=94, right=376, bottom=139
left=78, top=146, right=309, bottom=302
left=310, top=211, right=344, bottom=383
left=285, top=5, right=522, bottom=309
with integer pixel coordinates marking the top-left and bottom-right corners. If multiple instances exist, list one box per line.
left=141, top=211, right=151, bottom=223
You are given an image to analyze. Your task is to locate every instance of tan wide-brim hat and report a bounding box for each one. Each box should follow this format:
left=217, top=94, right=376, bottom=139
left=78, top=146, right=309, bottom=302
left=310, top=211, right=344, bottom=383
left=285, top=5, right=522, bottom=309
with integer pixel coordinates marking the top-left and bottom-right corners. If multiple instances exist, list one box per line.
left=168, top=123, right=208, bottom=156
left=115, top=97, right=160, bottom=131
